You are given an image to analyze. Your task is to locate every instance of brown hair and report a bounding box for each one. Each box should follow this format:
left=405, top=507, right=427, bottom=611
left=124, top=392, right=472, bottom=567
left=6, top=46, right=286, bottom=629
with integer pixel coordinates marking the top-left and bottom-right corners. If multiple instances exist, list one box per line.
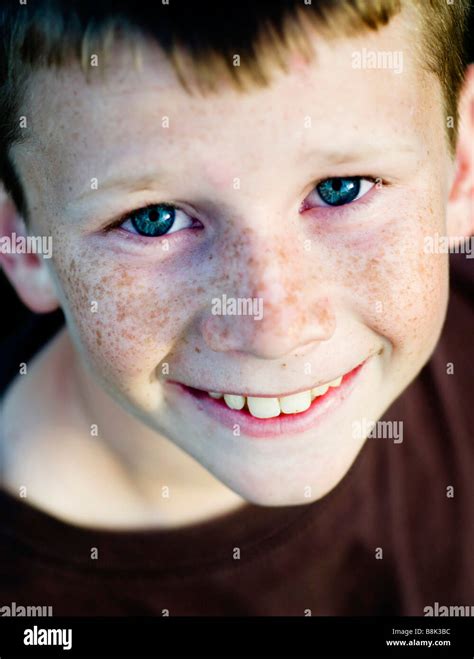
left=0, top=0, right=470, bottom=221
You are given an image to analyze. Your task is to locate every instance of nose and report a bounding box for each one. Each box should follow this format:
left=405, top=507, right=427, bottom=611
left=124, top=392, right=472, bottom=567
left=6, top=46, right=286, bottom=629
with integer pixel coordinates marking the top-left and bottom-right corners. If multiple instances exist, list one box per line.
left=199, top=236, right=336, bottom=360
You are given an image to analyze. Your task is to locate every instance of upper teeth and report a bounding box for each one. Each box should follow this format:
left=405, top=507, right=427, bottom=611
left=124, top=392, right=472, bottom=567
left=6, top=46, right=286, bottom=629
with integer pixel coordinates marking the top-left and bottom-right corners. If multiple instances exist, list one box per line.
left=207, top=376, right=343, bottom=419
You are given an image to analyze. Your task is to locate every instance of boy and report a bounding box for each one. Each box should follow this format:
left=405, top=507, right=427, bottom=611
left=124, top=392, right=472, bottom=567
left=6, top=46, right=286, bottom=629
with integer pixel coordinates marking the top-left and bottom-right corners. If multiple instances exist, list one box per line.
left=0, top=0, right=472, bottom=616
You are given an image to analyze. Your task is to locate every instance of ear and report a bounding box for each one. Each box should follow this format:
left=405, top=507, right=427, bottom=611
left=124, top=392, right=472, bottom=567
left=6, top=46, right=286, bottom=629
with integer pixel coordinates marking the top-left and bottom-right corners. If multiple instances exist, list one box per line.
left=446, top=63, right=474, bottom=240
left=0, top=182, right=59, bottom=313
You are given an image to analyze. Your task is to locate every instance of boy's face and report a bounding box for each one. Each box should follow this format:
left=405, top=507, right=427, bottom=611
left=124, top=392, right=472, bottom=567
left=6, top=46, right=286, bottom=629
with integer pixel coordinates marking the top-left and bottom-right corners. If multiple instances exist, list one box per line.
left=13, top=12, right=455, bottom=504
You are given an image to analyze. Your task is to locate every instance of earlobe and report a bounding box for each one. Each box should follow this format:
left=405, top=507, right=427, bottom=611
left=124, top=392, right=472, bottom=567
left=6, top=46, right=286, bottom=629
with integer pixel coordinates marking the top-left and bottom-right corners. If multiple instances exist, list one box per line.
left=0, top=184, right=60, bottom=314
left=446, top=63, right=474, bottom=240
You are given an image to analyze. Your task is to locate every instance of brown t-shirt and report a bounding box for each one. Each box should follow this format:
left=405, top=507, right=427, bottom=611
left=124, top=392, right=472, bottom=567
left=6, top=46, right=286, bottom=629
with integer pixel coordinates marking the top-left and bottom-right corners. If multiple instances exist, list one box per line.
left=0, top=253, right=472, bottom=616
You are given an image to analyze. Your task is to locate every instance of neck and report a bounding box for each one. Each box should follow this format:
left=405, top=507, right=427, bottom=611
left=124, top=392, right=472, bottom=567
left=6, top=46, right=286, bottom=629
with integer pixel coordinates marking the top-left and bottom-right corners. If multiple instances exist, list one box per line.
left=1, top=328, right=247, bottom=530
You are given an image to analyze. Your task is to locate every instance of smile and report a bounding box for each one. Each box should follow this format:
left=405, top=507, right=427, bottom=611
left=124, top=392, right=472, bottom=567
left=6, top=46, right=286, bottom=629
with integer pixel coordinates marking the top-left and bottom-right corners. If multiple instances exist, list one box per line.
left=205, top=375, right=343, bottom=419
left=167, top=358, right=369, bottom=439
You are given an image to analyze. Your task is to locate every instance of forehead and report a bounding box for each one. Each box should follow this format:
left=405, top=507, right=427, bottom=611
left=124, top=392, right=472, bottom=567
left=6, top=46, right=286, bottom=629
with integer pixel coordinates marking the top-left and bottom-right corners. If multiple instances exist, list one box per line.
left=17, top=11, right=441, bottom=205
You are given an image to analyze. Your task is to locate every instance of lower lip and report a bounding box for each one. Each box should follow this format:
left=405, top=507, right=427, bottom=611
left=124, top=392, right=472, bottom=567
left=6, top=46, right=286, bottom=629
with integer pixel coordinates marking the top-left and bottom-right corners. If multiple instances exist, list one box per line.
left=169, top=360, right=367, bottom=439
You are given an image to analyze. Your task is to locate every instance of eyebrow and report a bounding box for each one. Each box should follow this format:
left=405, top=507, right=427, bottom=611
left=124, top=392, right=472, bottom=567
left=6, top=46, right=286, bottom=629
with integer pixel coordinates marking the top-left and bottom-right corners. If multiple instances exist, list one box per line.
left=75, top=173, right=166, bottom=202
left=64, top=171, right=173, bottom=217
left=299, top=142, right=419, bottom=166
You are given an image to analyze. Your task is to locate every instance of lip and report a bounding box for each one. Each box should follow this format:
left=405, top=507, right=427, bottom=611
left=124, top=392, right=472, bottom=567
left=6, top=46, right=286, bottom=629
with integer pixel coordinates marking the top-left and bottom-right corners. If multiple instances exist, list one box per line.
left=167, top=358, right=369, bottom=439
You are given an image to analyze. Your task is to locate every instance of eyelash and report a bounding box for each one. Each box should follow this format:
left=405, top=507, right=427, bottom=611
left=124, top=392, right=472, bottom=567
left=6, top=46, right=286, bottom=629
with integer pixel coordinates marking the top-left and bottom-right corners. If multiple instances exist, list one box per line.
left=102, top=175, right=383, bottom=241
left=302, top=175, right=381, bottom=212
left=102, top=204, right=201, bottom=243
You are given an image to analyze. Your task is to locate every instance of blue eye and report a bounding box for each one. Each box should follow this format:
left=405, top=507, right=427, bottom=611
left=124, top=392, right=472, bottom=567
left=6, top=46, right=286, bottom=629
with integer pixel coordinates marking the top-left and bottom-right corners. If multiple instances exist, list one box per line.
left=317, top=177, right=360, bottom=206
left=119, top=203, right=195, bottom=237
left=312, top=177, right=375, bottom=207
left=130, top=204, right=175, bottom=237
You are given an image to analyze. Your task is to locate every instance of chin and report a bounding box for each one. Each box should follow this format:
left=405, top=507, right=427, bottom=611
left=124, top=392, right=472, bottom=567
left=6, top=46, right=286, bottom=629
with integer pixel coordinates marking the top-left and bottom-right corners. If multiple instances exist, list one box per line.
left=212, top=456, right=360, bottom=507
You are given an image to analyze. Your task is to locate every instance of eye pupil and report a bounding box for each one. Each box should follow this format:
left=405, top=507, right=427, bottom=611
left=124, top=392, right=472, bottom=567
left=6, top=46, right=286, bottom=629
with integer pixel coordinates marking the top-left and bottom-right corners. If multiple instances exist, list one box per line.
left=317, top=177, right=360, bottom=206
left=131, top=204, right=175, bottom=237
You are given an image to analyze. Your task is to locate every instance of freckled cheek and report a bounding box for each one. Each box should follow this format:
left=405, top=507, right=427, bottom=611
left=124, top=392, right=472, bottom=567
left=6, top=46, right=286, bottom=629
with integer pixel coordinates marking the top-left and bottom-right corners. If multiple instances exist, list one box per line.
left=384, top=202, right=449, bottom=350
left=338, top=206, right=448, bottom=350
left=54, top=259, right=205, bottom=381
left=365, top=252, right=448, bottom=354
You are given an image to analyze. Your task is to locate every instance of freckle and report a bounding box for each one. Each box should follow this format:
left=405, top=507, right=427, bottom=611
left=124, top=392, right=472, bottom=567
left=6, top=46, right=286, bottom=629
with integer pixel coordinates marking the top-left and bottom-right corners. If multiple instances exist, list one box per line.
left=208, top=255, right=213, bottom=260
left=195, top=347, right=201, bottom=353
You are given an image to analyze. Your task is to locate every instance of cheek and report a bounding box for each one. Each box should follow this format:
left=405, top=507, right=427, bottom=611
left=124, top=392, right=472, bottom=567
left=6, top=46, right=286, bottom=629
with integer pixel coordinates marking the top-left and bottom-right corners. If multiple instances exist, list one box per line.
left=329, top=193, right=449, bottom=353
left=51, top=243, right=203, bottom=391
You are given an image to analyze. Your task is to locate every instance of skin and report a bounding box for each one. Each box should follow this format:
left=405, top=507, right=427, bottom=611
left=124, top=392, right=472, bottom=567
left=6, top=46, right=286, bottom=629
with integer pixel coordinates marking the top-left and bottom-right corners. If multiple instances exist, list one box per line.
left=0, top=10, right=473, bottom=528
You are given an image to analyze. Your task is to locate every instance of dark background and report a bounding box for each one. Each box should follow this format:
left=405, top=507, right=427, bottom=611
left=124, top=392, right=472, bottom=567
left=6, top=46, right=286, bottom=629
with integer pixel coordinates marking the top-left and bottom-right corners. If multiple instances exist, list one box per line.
left=1, top=7, right=473, bottom=342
